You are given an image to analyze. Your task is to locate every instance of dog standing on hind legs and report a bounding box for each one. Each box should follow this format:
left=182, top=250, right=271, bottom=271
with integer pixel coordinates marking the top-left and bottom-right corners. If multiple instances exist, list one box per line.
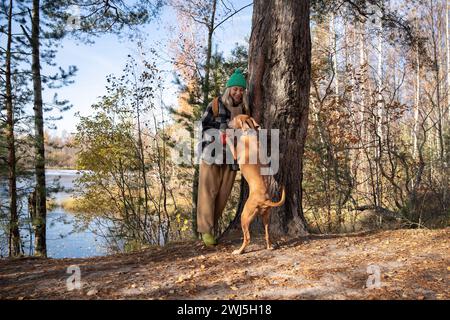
left=226, top=114, right=286, bottom=255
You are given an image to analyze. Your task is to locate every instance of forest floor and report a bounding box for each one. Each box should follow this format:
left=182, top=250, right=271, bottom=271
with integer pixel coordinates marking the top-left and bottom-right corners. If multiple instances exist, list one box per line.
left=0, top=228, right=449, bottom=300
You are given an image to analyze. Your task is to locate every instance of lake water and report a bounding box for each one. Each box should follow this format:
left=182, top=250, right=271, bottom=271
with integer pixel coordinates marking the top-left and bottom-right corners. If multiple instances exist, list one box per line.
left=0, top=169, right=110, bottom=258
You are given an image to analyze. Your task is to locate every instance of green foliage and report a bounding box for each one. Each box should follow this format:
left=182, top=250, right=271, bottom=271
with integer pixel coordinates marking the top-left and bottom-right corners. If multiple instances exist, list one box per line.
left=73, top=51, right=194, bottom=251
left=44, top=0, right=164, bottom=42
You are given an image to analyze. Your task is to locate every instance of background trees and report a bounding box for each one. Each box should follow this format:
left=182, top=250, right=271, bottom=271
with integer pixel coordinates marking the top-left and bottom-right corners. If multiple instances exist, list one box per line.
left=303, top=0, right=449, bottom=232
left=0, top=0, right=163, bottom=257
left=1, top=0, right=449, bottom=258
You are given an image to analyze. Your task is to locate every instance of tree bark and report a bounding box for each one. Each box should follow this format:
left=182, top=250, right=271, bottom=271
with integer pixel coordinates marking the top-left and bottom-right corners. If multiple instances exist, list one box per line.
left=413, top=17, right=420, bottom=163
left=331, top=12, right=339, bottom=96
left=134, top=79, right=151, bottom=241
left=223, top=0, right=311, bottom=238
left=447, top=0, right=450, bottom=121
left=202, top=0, right=217, bottom=108
left=31, top=0, right=47, bottom=257
left=6, top=0, right=21, bottom=257
left=375, top=3, right=384, bottom=222
left=430, top=0, right=445, bottom=162
left=358, top=19, right=370, bottom=198
left=191, top=165, right=199, bottom=239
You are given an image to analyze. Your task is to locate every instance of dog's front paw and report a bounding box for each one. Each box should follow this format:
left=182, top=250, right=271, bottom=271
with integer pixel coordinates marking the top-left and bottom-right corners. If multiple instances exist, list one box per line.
left=232, top=249, right=243, bottom=255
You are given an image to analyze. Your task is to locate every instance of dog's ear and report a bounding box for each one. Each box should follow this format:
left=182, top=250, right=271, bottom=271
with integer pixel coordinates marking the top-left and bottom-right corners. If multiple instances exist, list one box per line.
left=250, top=118, right=260, bottom=130
left=243, top=119, right=253, bottom=131
left=237, top=118, right=245, bottom=130
left=242, top=119, right=251, bottom=131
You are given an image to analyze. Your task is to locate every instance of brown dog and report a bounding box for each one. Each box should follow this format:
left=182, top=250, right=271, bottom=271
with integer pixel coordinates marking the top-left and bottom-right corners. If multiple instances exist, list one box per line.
left=227, top=114, right=285, bottom=254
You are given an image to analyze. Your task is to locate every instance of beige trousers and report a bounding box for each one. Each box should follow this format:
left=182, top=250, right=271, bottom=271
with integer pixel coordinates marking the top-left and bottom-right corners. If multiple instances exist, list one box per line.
left=197, top=160, right=237, bottom=235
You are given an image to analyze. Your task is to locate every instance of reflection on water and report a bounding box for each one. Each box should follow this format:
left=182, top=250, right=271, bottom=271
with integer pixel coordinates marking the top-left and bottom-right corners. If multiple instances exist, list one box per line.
left=0, top=169, right=109, bottom=258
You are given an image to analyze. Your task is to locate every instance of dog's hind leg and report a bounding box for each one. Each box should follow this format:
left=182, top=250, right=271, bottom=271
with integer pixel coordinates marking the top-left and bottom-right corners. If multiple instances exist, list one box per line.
left=262, top=210, right=274, bottom=250
left=232, top=205, right=258, bottom=255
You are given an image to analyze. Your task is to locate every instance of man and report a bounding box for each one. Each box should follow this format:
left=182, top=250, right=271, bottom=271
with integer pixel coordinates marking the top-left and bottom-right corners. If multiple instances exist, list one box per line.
left=197, top=68, right=250, bottom=246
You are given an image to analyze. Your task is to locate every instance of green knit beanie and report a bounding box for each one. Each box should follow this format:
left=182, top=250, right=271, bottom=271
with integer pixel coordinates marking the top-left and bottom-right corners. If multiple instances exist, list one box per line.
left=226, top=68, right=247, bottom=89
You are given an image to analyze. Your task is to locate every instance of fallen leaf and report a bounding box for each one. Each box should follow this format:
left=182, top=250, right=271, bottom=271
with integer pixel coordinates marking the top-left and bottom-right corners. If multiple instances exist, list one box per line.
left=86, top=289, right=98, bottom=296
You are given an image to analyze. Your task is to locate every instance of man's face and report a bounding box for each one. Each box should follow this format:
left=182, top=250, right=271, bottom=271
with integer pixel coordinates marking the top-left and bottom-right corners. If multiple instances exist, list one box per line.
left=230, top=86, right=244, bottom=105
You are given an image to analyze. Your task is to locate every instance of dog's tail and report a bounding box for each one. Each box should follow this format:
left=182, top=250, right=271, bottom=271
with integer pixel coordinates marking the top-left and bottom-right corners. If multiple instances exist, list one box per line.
left=263, top=185, right=285, bottom=207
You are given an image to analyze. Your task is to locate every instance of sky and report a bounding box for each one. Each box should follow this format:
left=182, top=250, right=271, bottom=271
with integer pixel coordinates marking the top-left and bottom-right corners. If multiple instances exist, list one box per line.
left=43, top=2, right=253, bottom=137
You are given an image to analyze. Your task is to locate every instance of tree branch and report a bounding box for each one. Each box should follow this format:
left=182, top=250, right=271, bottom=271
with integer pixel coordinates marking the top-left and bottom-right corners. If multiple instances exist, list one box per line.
left=20, top=24, right=32, bottom=43
left=213, top=2, right=252, bottom=32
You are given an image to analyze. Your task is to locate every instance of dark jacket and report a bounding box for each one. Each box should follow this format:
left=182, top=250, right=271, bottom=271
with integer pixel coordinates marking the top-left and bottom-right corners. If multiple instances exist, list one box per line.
left=199, top=96, right=232, bottom=162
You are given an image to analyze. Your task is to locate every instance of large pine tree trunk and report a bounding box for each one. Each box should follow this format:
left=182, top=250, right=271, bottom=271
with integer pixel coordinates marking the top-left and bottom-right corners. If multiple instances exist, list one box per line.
left=223, top=0, right=311, bottom=238
left=31, top=0, right=47, bottom=257
left=6, top=0, right=21, bottom=257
